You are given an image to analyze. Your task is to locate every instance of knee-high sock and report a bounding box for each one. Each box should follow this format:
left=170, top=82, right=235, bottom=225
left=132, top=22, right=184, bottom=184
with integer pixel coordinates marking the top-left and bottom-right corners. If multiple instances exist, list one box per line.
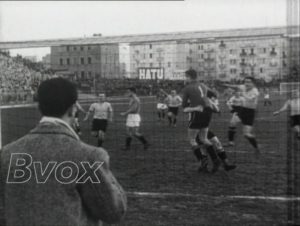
left=246, top=136, right=258, bottom=149
left=228, top=127, right=236, bottom=142
left=192, top=146, right=208, bottom=167
left=135, top=134, right=148, bottom=145
left=97, top=139, right=103, bottom=147
left=173, top=118, right=177, bottom=125
left=206, top=145, right=219, bottom=164
left=126, top=137, right=132, bottom=148
left=168, top=116, right=172, bottom=124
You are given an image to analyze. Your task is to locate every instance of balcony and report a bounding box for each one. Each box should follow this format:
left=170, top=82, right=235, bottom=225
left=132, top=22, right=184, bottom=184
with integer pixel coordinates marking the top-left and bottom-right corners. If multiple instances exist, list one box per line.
left=240, top=62, right=247, bottom=67
left=240, top=51, right=247, bottom=57
left=204, top=48, right=214, bottom=53
left=240, top=72, right=248, bottom=77
left=249, top=52, right=256, bottom=57
left=219, top=64, right=226, bottom=69
left=219, top=41, right=226, bottom=49
left=204, top=57, right=215, bottom=62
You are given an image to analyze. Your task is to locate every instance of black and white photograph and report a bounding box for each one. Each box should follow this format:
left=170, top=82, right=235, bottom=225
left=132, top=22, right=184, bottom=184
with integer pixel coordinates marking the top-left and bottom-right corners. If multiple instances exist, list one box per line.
left=0, top=0, right=299, bottom=225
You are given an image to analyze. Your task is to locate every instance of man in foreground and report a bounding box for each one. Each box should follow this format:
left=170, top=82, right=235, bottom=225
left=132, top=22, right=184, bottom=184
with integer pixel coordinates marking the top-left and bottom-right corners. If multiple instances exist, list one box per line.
left=0, top=78, right=127, bottom=226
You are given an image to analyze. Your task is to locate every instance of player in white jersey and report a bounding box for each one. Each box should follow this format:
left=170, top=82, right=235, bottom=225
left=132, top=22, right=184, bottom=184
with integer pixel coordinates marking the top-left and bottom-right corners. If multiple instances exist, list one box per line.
left=161, top=89, right=182, bottom=127
left=120, top=87, right=149, bottom=151
left=224, top=77, right=260, bottom=155
left=273, top=90, right=300, bottom=140
left=226, top=91, right=245, bottom=146
left=83, top=93, right=113, bottom=147
left=263, top=88, right=272, bottom=106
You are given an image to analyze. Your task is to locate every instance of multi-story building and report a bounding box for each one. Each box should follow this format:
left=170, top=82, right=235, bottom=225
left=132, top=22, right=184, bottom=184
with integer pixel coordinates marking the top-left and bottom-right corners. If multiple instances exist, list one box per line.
left=50, top=26, right=297, bottom=82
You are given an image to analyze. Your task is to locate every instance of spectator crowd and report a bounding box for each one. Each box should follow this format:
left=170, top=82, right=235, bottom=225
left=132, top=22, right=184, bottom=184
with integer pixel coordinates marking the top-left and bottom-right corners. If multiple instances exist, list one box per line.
left=0, top=51, right=53, bottom=105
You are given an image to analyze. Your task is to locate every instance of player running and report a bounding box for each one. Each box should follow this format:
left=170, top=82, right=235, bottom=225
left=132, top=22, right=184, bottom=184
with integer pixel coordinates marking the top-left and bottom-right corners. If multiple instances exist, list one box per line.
left=160, top=89, right=182, bottom=127
left=120, top=87, right=149, bottom=151
left=273, top=90, right=300, bottom=140
left=182, top=69, right=219, bottom=172
left=156, top=90, right=168, bottom=121
left=84, top=93, right=113, bottom=147
left=226, top=91, right=245, bottom=146
left=224, top=77, right=260, bottom=155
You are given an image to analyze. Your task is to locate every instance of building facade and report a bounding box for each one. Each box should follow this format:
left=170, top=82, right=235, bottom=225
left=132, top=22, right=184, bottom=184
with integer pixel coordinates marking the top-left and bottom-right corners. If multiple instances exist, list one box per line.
left=50, top=26, right=294, bottom=82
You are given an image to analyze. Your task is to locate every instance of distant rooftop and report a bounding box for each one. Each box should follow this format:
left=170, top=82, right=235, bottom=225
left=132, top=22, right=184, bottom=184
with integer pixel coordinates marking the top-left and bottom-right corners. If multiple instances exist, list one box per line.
left=0, top=26, right=298, bottom=50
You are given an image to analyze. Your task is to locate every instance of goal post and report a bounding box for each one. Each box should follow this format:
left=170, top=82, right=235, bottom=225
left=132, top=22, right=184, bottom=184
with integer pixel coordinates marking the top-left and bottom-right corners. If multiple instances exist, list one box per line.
left=279, top=82, right=300, bottom=95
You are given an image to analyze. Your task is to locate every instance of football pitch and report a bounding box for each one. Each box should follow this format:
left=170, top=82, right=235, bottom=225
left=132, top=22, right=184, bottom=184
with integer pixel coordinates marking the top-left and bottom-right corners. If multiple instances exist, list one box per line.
left=1, top=94, right=299, bottom=226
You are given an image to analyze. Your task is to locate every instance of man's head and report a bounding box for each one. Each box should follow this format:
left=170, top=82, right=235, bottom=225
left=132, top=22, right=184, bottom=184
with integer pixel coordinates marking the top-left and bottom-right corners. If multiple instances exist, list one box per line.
left=98, top=93, right=106, bottom=102
left=37, top=78, right=78, bottom=118
left=244, top=76, right=255, bottom=90
left=127, top=87, right=136, bottom=97
left=171, top=90, right=177, bottom=96
left=185, top=69, right=197, bottom=83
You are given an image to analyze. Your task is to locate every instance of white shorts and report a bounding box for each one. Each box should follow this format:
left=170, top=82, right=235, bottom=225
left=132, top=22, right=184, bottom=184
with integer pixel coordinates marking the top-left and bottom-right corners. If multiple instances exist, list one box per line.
left=126, top=114, right=141, bottom=127
left=157, top=103, right=168, bottom=110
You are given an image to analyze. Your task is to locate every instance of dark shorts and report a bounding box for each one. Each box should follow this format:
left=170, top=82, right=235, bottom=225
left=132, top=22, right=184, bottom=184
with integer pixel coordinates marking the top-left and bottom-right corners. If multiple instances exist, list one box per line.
left=75, top=111, right=79, bottom=118
left=238, top=108, right=256, bottom=126
left=168, top=107, right=179, bottom=116
left=189, top=108, right=213, bottom=129
left=196, top=130, right=216, bottom=145
left=92, top=119, right=108, bottom=132
left=290, top=115, right=300, bottom=127
left=231, top=106, right=243, bottom=114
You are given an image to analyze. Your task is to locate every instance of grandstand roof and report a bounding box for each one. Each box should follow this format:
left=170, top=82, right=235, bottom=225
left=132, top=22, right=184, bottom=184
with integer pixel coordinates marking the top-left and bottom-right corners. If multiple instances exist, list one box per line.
left=0, top=26, right=296, bottom=50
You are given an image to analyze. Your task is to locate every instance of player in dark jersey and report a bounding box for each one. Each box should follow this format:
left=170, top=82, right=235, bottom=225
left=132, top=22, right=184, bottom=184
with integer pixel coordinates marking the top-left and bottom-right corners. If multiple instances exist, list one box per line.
left=182, top=69, right=219, bottom=172
left=120, top=87, right=149, bottom=151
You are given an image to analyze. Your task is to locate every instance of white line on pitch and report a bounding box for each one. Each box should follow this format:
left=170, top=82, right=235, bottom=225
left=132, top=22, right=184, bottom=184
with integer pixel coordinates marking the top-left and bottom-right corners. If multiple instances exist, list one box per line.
left=128, top=191, right=300, bottom=201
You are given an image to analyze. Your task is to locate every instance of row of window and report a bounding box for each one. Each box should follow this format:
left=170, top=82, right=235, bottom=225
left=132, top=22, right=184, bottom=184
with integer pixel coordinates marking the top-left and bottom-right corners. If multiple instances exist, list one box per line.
left=60, top=57, right=92, bottom=65
left=66, top=46, right=93, bottom=52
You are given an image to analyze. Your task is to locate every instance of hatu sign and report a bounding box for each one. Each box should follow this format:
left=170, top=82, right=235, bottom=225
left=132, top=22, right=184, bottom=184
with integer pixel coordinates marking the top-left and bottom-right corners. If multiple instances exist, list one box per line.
left=138, top=68, right=164, bottom=80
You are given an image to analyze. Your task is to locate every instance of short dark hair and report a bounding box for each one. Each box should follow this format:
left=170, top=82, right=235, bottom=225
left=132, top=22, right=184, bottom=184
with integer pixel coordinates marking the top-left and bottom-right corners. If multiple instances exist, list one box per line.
left=185, top=69, right=197, bottom=79
left=128, top=87, right=136, bottom=94
left=37, top=78, right=78, bottom=117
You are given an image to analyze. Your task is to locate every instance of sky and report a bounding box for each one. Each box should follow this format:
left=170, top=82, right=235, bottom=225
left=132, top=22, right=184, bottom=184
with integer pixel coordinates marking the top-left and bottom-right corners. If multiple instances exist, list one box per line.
left=0, top=0, right=287, bottom=60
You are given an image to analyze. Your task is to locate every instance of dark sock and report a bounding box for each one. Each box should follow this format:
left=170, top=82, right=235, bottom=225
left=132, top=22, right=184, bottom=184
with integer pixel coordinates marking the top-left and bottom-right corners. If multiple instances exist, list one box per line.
left=126, top=137, right=132, bottom=148
left=217, top=151, right=227, bottom=161
left=135, top=135, right=148, bottom=145
left=173, top=118, right=177, bottom=125
left=206, top=145, right=218, bottom=163
left=193, top=147, right=202, bottom=161
left=97, top=139, right=103, bottom=147
left=168, top=116, right=172, bottom=124
left=201, top=155, right=209, bottom=168
left=228, top=127, right=236, bottom=142
left=162, top=112, right=165, bottom=118
left=158, top=112, right=161, bottom=119
left=246, top=136, right=258, bottom=149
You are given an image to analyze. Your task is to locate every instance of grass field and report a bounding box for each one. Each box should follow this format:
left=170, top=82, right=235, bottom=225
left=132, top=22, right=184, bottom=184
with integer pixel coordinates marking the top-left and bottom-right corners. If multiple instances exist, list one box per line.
left=1, top=94, right=300, bottom=226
